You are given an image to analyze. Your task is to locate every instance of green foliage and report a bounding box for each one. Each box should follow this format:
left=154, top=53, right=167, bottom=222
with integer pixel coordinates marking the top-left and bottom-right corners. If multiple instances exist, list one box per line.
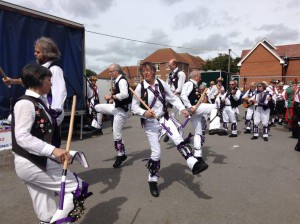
left=86, top=69, right=97, bottom=77
left=203, top=54, right=241, bottom=73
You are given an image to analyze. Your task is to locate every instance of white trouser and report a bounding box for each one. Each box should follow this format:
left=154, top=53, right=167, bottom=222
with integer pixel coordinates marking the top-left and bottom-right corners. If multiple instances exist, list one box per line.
left=209, top=108, right=221, bottom=130
left=14, top=154, right=80, bottom=223
left=245, top=106, right=255, bottom=130
left=89, top=99, right=101, bottom=129
left=245, top=106, right=255, bottom=120
left=193, top=103, right=219, bottom=131
left=253, top=107, right=270, bottom=137
left=94, top=103, right=128, bottom=141
left=144, top=117, right=197, bottom=182
left=190, top=114, right=203, bottom=157
left=222, top=106, right=237, bottom=123
left=222, top=106, right=237, bottom=134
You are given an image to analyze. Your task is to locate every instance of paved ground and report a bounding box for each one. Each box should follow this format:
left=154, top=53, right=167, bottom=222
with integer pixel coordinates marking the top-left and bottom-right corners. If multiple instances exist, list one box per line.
left=1, top=108, right=300, bottom=224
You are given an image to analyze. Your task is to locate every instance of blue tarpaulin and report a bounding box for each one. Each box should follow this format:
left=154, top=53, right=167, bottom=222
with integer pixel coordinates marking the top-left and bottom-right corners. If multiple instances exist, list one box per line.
left=0, top=5, right=84, bottom=118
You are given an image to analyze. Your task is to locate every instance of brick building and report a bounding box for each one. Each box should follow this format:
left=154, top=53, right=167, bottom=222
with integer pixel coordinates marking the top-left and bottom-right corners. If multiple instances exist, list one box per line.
left=238, top=38, right=300, bottom=89
left=97, top=48, right=206, bottom=88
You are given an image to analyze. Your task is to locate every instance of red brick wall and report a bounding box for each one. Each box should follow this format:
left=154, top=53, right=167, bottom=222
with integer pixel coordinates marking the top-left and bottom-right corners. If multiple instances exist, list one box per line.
left=239, top=45, right=286, bottom=90
left=286, top=60, right=300, bottom=76
left=240, top=45, right=282, bottom=77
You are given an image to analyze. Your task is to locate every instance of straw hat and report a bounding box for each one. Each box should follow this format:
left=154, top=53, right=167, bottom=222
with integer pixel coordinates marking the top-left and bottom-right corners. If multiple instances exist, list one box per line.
left=89, top=76, right=97, bottom=81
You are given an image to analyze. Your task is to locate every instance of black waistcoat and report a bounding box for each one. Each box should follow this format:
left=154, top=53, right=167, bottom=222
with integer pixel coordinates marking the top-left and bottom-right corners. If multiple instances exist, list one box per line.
left=12, top=96, right=53, bottom=171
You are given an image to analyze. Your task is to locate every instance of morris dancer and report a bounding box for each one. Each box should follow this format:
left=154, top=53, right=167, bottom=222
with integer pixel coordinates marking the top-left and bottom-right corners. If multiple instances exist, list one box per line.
left=12, top=64, right=91, bottom=224
left=209, top=77, right=225, bottom=102
left=87, top=76, right=103, bottom=135
left=206, top=80, right=216, bottom=103
left=163, top=58, right=187, bottom=142
left=249, top=82, right=272, bottom=141
left=94, top=64, right=131, bottom=168
left=294, top=82, right=300, bottom=151
left=242, top=82, right=256, bottom=133
left=131, top=62, right=207, bottom=197
left=180, top=70, right=216, bottom=164
left=274, top=82, right=286, bottom=125
left=266, top=80, right=278, bottom=126
left=220, top=80, right=242, bottom=137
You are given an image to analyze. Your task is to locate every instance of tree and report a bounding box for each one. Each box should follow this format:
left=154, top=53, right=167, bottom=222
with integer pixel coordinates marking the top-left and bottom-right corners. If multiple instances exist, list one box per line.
left=202, top=54, right=241, bottom=73
left=86, top=69, right=97, bottom=77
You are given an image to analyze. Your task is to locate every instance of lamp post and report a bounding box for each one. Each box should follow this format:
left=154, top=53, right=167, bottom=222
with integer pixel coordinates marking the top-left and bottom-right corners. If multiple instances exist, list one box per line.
left=228, top=49, right=231, bottom=73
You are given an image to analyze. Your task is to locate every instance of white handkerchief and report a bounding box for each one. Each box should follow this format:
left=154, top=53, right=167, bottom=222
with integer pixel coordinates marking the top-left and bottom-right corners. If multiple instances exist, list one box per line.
left=69, top=150, right=89, bottom=168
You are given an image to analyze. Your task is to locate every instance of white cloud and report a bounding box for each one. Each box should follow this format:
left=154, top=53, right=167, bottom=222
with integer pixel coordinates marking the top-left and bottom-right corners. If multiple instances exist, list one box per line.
left=3, top=0, right=300, bottom=72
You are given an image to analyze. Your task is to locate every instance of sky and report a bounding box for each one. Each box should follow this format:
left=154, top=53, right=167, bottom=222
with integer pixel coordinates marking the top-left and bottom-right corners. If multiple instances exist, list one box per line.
left=3, top=0, right=300, bottom=74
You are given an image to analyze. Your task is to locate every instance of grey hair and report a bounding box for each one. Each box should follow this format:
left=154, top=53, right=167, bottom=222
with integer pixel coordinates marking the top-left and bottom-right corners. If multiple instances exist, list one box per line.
left=199, top=84, right=206, bottom=89
left=189, top=70, right=199, bottom=79
left=35, top=37, right=61, bottom=61
left=111, top=63, right=123, bottom=74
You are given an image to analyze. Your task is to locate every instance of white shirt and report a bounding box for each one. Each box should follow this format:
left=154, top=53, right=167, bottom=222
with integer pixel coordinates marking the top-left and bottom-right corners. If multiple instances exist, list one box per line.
left=14, top=89, right=55, bottom=157
left=43, top=61, right=67, bottom=111
left=43, top=61, right=67, bottom=125
left=242, top=88, right=256, bottom=99
left=295, top=87, right=300, bottom=102
left=221, top=89, right=242, bottom=106
left=250, top=90, right=271, bottom=106
left=210, top=84, right=225, bottom=99
left=181, top=79, right=198, bottom=109
left=87, top=83, right=98, bottom=100
left=167, top=67, right=186, bottom=94
left=115, top=75, right=129, bottom=100
left=131, top=79, right=185, bottom=118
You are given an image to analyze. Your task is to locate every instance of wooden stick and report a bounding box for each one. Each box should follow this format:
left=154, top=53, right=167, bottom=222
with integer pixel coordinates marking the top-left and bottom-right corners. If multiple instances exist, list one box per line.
left=181, top=88, right=208, bottom=128
left=194, top=88, right=208, bottom=110
left=0, top=66, right=11, bottom=88
left=129, top=87, right=173, bottom=135
left=59, top=95, right=76, bottom=210
left=129, top=87, right=158, bottom=118
left=0, top=66, right=8, bottom=79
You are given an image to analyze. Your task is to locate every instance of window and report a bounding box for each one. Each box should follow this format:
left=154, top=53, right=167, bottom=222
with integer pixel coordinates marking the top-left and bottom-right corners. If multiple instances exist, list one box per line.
left=155, top=64, right=160, bottom=71
left=182, top=63, right=185, bottom=71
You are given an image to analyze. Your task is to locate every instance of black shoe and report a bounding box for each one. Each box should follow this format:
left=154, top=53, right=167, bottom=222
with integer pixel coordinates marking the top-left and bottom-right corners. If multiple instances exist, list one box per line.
left=163, top=135, right=169, bottom=142
left=208, top=130, right=216, bottom=135
left=244, top=129, right=251, bottom=134
left=229, top=134, right=237, bottom=137
left=278, top=121, right=283, bottom=125
left=113, top=155, right=127, bottom=168
left=148, top=181, right=159, bottom=197
left=251, top=136, right=258, bottom=140
left=263, top=137, right=268, bottom=141
left=195, top=157, right=204, bottom=163
left=295, top=144, right=300, bottom=151
left=192, top=161, right=209, bottom=175
left=217, top=129, right=228, bottom=136
left=95, top=128, right=103, bottom=135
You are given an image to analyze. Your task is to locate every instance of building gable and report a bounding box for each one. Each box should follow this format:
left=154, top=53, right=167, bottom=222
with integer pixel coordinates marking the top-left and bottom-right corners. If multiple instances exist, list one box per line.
left=238, top=39, right=285, bottom=66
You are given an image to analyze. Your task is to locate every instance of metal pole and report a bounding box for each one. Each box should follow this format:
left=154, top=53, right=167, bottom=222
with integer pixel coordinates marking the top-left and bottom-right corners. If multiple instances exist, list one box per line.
left=228, top=49, right=231, bottom=73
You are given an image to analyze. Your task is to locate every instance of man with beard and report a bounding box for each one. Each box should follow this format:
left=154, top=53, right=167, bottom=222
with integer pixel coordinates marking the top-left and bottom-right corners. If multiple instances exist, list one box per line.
left=220, top=80, right=242, bottom=137
left=2, top=37, right=67, bottom=147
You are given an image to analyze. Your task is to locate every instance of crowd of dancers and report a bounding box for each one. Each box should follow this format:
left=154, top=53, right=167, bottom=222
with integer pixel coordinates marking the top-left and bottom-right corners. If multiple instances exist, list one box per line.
left=2, top=36, right=300, bottom=223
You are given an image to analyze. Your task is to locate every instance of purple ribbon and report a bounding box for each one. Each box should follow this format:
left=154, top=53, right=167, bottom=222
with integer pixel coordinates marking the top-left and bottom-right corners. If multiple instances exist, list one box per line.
left=160, top=122, right=173, bottom=135
left=181, top=116, right=191, bottom=128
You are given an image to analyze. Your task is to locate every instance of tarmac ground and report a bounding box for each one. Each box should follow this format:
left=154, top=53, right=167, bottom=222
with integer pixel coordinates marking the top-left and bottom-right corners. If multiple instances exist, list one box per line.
left=0, top=108, right=299, bottom=224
